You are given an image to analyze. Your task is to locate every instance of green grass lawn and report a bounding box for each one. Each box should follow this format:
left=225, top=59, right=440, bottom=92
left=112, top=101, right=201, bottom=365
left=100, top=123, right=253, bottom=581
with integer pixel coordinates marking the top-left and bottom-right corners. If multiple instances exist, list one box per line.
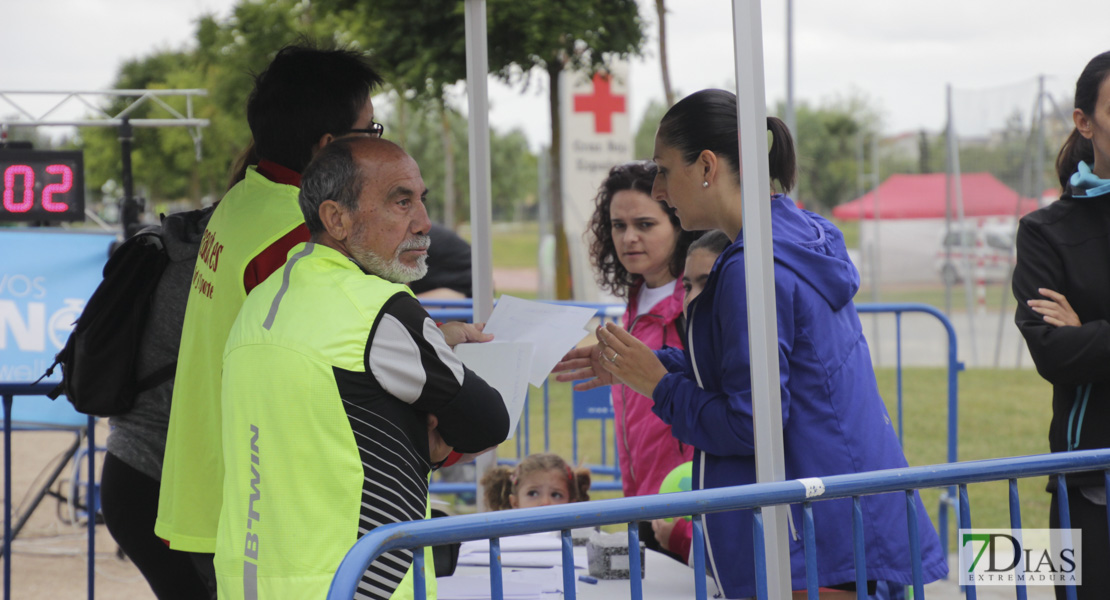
left=462, top=222, right=542, bottom=270
left=876, top=368, right=1053, bottom=550
left=441, top=367, right=1055, bottom=551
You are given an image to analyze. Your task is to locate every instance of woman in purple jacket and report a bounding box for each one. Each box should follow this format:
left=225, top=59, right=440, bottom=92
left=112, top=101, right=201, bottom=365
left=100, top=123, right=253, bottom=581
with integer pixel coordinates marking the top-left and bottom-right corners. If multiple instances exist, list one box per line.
left=557, top=89, right=946, bottom=597
left=586, top=161, right=701, bottom=560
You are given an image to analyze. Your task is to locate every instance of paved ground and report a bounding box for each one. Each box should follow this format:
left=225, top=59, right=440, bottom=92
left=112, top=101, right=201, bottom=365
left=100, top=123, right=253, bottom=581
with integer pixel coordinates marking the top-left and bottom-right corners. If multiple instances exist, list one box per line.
left=2, top=422, right=156, bottom=599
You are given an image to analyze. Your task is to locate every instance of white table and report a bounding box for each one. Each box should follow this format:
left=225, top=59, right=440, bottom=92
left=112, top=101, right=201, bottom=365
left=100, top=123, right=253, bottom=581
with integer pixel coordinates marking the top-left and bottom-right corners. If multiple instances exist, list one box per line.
left=440, top=544, right=721, bottom=600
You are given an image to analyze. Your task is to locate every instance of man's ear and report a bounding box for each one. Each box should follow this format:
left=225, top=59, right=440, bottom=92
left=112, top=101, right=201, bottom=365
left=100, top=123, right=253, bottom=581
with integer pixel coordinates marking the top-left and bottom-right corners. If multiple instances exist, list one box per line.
left=319, top=200, right=349, bottom=241
left=315, top=132, right=335, bottom=156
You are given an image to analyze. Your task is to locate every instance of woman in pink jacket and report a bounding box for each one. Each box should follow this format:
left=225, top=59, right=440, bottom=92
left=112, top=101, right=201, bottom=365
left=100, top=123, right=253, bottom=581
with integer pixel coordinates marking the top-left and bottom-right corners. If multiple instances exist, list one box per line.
left=587, top=161, right=702, bottom=561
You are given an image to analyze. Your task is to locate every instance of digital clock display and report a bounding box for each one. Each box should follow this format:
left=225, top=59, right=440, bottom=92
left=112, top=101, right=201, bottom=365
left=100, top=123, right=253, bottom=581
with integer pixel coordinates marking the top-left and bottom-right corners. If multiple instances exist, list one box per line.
left=0, top=150, right=85, bottom=222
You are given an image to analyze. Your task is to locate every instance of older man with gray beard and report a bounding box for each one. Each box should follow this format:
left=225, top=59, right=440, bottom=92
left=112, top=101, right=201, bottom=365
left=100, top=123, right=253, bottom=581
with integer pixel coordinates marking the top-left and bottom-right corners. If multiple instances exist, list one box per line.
left=213, top=136, right=509, bottom=600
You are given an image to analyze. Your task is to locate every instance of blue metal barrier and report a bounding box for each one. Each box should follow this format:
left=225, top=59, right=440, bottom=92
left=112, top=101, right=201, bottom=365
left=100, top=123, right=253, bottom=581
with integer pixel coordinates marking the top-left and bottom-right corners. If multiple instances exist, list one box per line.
left=1, top=382, right=96, bottom=600
left=571, top=384, right=621, bottom=491
left=331, top=449, right=1110, bottom=600
left=855, top=302, right=964, bottom=559
left=424, top=301, right=963, bottom=508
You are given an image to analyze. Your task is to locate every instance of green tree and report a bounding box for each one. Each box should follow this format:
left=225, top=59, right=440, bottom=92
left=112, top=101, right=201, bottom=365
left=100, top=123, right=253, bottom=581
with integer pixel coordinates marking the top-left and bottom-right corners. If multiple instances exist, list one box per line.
left=490, top=129, right=539, bottom=221
left=76, top=0, right=362, bottom=214
left=485, top=0, right=647, bottom=298
left=775, top=94, right=882, bottom=213
left=311, top=0, right=467, bottom=226
left=382, top=92, right=538, bottom=224
left=633, top=99, right=668, bottom=160
left=77, top=50, right=206, bottom=209
left=654, top=0, right=675, bottom=107
left=312, top=0, right=646, bottom=298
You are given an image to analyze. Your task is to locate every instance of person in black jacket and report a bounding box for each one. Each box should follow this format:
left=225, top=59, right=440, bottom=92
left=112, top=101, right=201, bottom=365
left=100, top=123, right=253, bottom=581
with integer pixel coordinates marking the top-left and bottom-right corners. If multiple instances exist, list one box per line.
left=1014, top=50, right=1110, bottom=600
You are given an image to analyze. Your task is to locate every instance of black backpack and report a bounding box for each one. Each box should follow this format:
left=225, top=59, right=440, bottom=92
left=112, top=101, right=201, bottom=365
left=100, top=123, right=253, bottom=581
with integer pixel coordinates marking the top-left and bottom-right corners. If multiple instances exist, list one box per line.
left=40, top=207, right=213, bottom=416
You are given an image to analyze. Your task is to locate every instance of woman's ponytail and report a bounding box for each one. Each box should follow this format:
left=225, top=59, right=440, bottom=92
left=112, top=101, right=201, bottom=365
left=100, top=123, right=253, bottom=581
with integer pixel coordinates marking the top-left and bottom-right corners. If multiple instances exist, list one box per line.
left=1055, top=129, right=1094, bottom=191
left=767, top=116, right=797, bottom=193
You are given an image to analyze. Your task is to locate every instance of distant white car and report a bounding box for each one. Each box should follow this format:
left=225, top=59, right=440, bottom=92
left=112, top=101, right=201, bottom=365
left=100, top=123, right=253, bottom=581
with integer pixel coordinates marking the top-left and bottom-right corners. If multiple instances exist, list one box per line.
left=935, top=224, right=1015, bottom=284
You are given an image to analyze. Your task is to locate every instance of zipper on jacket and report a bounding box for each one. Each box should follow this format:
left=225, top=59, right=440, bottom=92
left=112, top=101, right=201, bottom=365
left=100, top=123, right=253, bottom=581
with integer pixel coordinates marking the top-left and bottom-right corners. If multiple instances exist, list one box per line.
left=696, top=450, right=725, bottom=597
left=617, top=389, right=634, bottom=485
left=619, top=310, right=683, bottom=486
left=659, top=317, right=687, bottom=457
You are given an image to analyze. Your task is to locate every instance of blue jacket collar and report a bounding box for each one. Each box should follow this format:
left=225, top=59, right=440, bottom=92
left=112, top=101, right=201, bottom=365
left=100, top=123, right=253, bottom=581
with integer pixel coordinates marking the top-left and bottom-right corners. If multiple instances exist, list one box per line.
left=1069, top=161, right=1110, bottom=198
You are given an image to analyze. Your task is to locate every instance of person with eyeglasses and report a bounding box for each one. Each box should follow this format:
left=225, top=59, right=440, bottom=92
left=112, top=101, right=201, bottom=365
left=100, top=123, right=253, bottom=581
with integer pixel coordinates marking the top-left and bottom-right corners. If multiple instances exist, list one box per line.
left=584, top=160, right=703, bottom=564
left=142, top=44, right=384, bottom=599
left=215, top=136, right=509, bottom=600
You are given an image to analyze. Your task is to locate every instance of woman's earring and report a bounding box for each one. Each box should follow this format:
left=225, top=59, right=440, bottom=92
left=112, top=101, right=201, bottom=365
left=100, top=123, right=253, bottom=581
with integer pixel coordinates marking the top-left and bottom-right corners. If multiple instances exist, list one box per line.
left=702, top=181, right=709, bottom=188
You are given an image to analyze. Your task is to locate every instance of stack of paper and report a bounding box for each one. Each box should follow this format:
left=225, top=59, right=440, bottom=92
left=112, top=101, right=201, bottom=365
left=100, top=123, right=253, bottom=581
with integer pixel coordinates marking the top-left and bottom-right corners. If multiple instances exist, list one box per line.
left=454, top=296, right=596, bottom=438
left=457, top=536, right=586, bottom=571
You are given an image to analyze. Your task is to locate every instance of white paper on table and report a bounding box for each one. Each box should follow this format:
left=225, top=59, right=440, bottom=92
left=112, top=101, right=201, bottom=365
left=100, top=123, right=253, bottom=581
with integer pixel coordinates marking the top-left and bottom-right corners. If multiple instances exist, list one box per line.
left=482, top=295, right=597, bottom=387
left=456, top=548, right=586, bottom=569
left=459, top=532, right=560, bottom=555
left=435, top=573, right=543, bottom=600
left=454, top=341, right=532, bottom=439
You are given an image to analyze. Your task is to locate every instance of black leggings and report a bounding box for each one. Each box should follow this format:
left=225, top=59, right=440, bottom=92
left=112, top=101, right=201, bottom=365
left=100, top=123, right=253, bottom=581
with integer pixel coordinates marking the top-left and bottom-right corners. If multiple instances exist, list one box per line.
left=1050, top=489, right=1110, bottom=600
left=100, top=451, right=214, bottom=600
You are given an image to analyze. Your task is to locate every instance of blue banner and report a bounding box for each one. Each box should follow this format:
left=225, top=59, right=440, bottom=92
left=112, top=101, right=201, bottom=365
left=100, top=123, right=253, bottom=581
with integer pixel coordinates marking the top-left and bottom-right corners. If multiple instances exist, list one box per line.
left=0, top=229, right=115, bottom=425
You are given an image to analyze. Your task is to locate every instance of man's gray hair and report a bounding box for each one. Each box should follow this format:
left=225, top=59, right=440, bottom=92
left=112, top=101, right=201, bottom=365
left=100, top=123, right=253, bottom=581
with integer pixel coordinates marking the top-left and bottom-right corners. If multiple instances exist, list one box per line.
left=298, top=137, right=364, bottom=236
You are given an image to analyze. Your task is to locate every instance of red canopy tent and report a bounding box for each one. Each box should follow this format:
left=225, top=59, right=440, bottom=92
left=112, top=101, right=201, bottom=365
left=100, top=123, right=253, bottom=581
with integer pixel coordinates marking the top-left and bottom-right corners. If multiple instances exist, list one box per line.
left=831, top=172, right=1039, bottom=220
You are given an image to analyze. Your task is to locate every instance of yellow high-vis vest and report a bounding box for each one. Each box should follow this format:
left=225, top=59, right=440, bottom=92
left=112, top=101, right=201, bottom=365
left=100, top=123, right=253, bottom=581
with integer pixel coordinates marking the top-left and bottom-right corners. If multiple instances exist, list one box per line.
left=216, top=242, right=440, bottom=600
left=156, top=167, right=306, bottom=553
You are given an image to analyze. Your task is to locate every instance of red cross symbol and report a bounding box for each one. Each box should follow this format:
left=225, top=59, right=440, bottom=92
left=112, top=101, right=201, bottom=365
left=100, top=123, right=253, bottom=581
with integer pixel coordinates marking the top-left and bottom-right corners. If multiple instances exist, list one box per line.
left=573, top=73, right=626, bottom=134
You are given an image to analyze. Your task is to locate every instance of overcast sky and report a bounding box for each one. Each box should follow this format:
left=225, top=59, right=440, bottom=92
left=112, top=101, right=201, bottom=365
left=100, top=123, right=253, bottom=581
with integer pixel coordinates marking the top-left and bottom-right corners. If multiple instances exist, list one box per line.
left=3, top=0, right=1109, bottom=149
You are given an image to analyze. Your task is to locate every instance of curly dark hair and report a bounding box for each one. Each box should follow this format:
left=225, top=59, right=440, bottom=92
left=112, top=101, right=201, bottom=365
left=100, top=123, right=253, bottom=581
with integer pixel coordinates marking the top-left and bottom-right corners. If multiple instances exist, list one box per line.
left=588, top=161, right=702, bottom=299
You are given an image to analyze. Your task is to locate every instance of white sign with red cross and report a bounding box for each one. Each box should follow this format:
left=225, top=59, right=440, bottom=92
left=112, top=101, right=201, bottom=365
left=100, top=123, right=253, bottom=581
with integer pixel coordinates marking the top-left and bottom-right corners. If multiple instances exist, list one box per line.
left=559, top=61, right=632, bottom=302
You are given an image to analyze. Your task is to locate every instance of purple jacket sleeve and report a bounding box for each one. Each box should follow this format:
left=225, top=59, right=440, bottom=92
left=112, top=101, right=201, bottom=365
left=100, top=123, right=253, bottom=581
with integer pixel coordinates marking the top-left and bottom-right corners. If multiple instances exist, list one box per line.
left=650, top=262, right=795, bottom=457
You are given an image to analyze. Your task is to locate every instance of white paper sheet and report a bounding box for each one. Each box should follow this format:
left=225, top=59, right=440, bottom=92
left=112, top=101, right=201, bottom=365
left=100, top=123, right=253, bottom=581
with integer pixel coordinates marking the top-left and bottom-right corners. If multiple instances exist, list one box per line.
left=454, top=341, right=532, bottom=439
left=456, top=545, right=586, bottom=570
left=481, top=295, right=596, bottom=387
left=435, top=573, right=544, bottom=600
left=456, top=552, right=583, bottom=569
left=458, top=532, right=561, bottom=555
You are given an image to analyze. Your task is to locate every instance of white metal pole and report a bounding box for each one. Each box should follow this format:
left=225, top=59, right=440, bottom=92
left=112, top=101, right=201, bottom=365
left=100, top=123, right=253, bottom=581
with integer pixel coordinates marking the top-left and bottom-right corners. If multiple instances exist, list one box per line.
left=870, top=136, right=881, bottom=360
left=731, top=1, right=791, bottom=595
left=946, top=84, right=978, bottom=365
left=464, top=0, right=497, bottom=510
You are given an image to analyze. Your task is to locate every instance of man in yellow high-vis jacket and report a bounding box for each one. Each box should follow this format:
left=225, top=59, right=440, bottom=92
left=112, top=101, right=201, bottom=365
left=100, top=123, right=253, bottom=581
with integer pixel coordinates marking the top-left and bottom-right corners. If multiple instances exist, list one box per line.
left=157, top=46, right=385, bottom=597
left=215, top=136, right=509, bottom=600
